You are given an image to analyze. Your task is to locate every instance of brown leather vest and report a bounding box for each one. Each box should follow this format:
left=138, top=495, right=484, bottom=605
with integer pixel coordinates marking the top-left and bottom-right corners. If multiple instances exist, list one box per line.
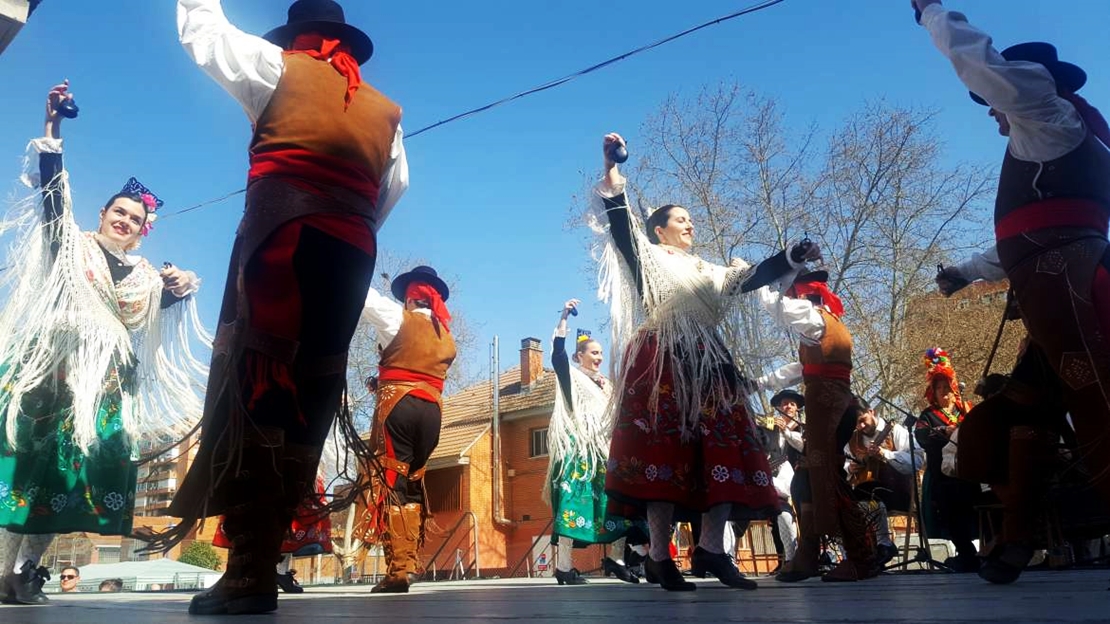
left=995, top=134, right=1110, bottom=221
left=250, top=54, right=402, bottom=194
left=379, top=310, right=457, bottom=380
left=799, top=309, right=852, bottom=368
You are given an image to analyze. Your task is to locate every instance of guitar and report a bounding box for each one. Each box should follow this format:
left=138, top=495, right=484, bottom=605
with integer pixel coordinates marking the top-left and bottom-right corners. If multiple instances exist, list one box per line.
left=848, top=421, right=911, bottom=501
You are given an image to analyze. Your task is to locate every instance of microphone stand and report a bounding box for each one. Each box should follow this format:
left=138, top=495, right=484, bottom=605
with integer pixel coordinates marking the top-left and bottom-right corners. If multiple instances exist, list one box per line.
left=874, top=396, right=952, bottom=573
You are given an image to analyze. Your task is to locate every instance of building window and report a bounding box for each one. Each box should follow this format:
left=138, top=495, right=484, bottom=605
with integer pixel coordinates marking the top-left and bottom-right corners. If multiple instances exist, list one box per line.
left=530, top=428, right=549, bottom=458
left=97, top=546, right=121, bottom=564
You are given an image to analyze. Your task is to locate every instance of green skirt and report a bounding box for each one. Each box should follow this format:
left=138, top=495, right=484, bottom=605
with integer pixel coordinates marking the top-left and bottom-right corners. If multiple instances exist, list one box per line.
left=0, top=373, right=137, bottom=536
left=551, top=457, right=639, bottom=545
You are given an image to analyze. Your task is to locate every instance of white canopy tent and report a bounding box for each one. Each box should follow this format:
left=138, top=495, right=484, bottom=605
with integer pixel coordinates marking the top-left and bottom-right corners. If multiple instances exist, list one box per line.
left=43, top=558, right=222, bottom=593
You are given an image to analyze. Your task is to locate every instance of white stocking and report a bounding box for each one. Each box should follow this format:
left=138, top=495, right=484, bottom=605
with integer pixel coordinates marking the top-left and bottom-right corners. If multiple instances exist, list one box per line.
left=646, top=502, right=674, bottom=561
left=0, top=529, right=24, bottom=574
left=556, top=536, right=574, bottom=573
left=606, top=537, right=626, bottom=566
left=697, top=504, right=731, bottom=554
left=276, top=553, right=292, bottom=574
left=777, top=512, right=798, bottom=562
left=15, top=533, right=54, bottom=572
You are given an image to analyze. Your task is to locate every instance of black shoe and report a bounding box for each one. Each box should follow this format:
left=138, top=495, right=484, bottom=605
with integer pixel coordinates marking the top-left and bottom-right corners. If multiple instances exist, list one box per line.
left=979, top=543, right=1032, bottom=585
left=276, top=570, right=304, bottom=594
left=644, top=558, right=696, bottom=592
left=876, top=543, right=899, bottom=567
left=554, top=568, right=588, bottom=585
left=2, top=561, right=49, bottom=605
left=690, top=547, right=757, bottom=590
left=602, top=557, right=640, bottom=584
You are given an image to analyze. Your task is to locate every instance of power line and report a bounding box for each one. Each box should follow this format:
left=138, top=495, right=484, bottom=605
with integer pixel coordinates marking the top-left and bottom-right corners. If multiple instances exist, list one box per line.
left=158, top=0, right=788, bottom=221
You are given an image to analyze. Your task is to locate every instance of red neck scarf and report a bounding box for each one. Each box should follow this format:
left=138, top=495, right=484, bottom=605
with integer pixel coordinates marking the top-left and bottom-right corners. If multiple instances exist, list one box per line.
left=406, top=282, right=452, bottom=331
left=788, top=281, right=845, bottom=318
left=289, top=33, right=361, bottom=110
left=1063, top=92, right=1110, bottom=149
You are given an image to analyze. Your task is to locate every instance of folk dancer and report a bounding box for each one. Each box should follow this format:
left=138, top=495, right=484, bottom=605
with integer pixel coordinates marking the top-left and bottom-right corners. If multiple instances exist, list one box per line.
left=359, top=267, right=456, bottom=593
left=155, top=0, right=408, bottom=614
left=0, top=82, right=208, bottom=605
left=915, top=349, right=981, bottom=572
left=844, top=397, right=922, bottom=568
left=592, top=132, right=813, bottom=591
left=545, top=299, right=643, bottom=585
left=915, top=0, right=1110, bottom=583
left=761, top=269, right=881, bottom=582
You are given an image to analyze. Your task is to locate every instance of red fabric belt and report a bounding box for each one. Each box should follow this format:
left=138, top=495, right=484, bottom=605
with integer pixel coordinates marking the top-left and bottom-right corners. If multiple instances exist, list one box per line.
left=249, top=148, right=381, bottom=203
left=379, top=367, right=445, bottom=392
left=995, top=198, right=1110, bottom=240
left=802, top=363, right=852, bottom=382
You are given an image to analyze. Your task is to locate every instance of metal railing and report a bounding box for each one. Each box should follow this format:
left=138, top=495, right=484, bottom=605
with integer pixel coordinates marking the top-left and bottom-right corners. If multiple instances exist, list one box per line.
left=419, top=511, right=480, bottom=581
left=506, top=517, right=554, bottom=578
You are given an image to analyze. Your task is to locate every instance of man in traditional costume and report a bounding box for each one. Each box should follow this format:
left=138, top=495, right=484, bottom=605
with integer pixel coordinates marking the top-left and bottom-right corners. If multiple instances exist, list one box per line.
left=0, top=82, right=209, bottom=605
left=914, top=0, right=1110, bottom=583
left=844, top=397, right=921, bottom=568
left=359, top=266, right=456, bottom=594
left=761, top=270, right=880, bottom=582
left=153, top=0, right=407, bottom=614
left=754, top=390, right=806, bottom=571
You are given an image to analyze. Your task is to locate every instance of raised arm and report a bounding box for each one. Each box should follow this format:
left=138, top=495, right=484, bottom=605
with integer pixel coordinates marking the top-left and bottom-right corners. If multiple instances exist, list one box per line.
left=594, top=133, right=643, bottom=295
left=551, top=299, right=578, bottom=409
left=915, top=1, right=1084, bottom=160
left=362, top=286, right=405, bottom=347
left=177, top=0, right=285, bottom=122
left=759, top=282, right=825, bottom=346
left=33, top=81, right=72, bottom=255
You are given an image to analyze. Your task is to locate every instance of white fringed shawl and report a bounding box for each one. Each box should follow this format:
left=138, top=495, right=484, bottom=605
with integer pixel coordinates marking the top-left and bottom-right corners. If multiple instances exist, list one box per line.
left=589, top=180, right=756, bottom=437
left=542, top=355, right=612, bottom=506
left=0, top=140, right=211, bottom=453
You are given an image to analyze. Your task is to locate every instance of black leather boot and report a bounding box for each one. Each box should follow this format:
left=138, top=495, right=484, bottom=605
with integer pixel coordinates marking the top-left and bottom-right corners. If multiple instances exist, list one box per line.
left=644, top=558, right=695, bottom=591
left=690, top=547, right=757, bottom=590
left=2, top=560, right=50, bottom=605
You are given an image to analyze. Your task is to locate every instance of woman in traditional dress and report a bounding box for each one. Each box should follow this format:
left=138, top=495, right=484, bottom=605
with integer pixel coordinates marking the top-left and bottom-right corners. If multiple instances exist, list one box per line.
left=591, top=132, right=813, bottom=591
left=915, top=348, right=980, bottom=572
left=545, top=298, right=641, bottom=585
left=0, top=82, right=209, bottom=605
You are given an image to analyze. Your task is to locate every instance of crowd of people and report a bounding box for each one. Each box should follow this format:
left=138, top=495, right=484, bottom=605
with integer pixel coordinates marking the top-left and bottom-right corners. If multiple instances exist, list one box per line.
left=1, top=0, right=1108, bottom=613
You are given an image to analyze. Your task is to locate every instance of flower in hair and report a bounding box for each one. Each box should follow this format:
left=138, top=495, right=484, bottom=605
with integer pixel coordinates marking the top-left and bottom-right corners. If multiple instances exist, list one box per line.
left=141, top=212, right=158, bottom=237
left=140, top=193, right=158, bottom=212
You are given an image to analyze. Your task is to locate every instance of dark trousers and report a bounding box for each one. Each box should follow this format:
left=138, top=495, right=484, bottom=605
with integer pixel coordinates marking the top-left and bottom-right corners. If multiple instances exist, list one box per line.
left=382, top=395, right=442, bottom=504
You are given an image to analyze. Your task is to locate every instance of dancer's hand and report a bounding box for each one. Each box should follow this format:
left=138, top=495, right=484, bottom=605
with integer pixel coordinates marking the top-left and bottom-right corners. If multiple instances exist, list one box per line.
left=911, top=0, right=941, bottom=22
left=45, top=80, right=71, bottom=138
left=561, top=298, right=580, bottom=320
left=601, top=133, right=627, bottom=192
left=161, top=265, right=192, bottom=296
left=789, top=240, right=821, bottom=264
left=935, top=266, right=969, bottom=297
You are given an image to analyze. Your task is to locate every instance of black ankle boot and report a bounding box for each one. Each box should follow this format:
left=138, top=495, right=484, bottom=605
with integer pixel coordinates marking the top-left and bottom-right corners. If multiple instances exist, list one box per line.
left=276, top=570, right=304, bottom=594
left=690, top=547, right=757, bottom=590
left=3, top=561, right=50, bottom=605
left=644, top=558, right=695, bottom=592
left=979, top=543, right=1033, bottom=585
left=602, top=557, right=639, bottom=583
left=554, top=568, right=588, bottom=585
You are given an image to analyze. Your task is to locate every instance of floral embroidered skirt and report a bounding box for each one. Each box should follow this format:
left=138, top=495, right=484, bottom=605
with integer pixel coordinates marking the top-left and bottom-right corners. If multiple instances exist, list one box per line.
left=604, top=337, right=779, bottom=521
left=0, top=374, right=137, bottom=536
left=550, top=456, right=641, bottom=545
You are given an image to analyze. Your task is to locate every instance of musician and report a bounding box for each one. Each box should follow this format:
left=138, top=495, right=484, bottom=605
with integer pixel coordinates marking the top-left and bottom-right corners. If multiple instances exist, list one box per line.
left=843, top=397, right=922, bottom=566
left=768, top=389, right=806, bottom=468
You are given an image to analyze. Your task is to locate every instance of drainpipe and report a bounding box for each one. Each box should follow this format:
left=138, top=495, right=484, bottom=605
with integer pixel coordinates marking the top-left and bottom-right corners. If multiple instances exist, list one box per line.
left=491, top=336, right=512, bottom=526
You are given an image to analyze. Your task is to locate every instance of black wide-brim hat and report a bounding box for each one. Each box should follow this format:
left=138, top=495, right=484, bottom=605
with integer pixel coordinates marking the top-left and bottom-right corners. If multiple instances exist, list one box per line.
left=391, top=266, right=450, bottom=302
left=263, top=0, right=374, bottom=65
left=793, top=269, right=829, bottom=285
left=970, top=42, right=1086, bottom=106
left=770, top=389, right=805, bottom=410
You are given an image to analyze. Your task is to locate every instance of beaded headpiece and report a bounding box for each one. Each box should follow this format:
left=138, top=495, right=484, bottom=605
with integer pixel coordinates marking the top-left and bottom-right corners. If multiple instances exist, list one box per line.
left=119, top=177, right=162, bottom=236
left=576, top=329, right=592, bottom=344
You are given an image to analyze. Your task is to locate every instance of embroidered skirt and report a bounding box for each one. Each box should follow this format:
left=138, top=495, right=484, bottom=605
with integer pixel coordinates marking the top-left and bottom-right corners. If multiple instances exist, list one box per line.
left=604, top=335, right=778, bottom=521
left=0, top=366, right=137, bottom=535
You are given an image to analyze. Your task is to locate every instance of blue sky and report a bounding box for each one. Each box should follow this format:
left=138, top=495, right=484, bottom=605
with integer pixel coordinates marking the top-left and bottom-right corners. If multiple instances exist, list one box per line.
left=1, top=0, right=1106, bottom=377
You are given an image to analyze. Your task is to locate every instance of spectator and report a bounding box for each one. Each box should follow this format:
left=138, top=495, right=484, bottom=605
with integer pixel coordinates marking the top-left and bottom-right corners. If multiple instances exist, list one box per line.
left=59, top=566, right=80, bottom=592
left=98, top=578, right=123, bottom=593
